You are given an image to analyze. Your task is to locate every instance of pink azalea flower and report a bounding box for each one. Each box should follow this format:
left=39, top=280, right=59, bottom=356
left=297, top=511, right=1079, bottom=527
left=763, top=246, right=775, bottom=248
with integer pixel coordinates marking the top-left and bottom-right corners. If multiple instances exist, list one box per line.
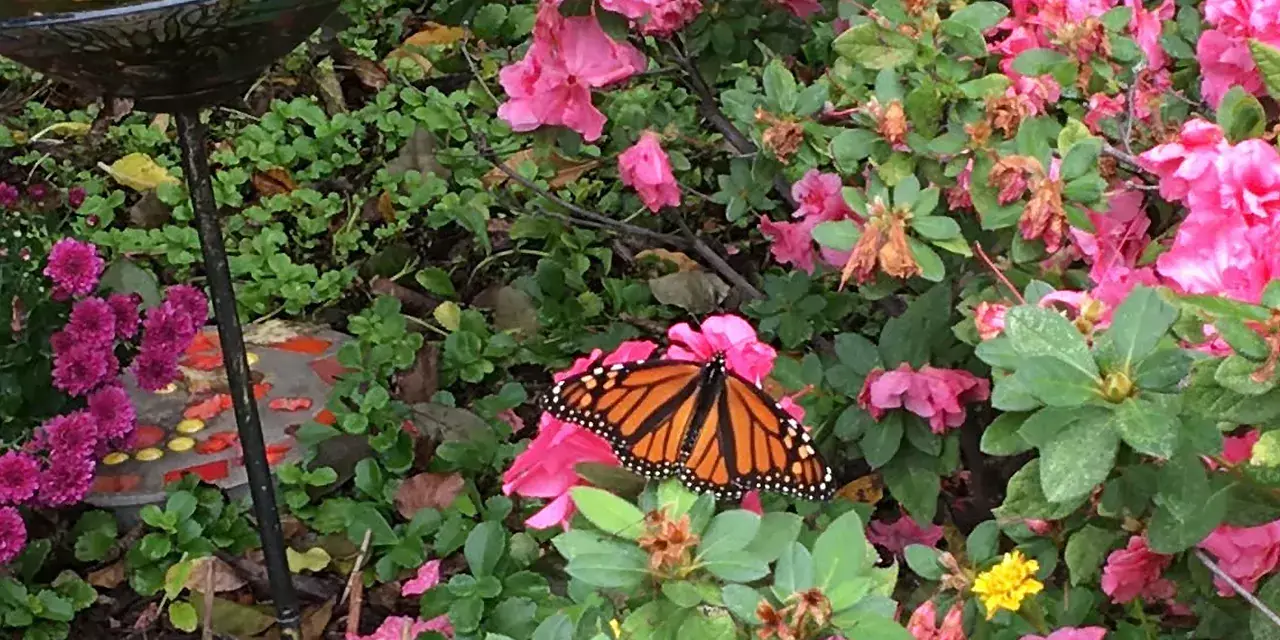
left=503, top=341, right=657, bottom=529
left=1021, top=628, right=1107, bottom=640
left=1137, top=118, right=1228, bottom=203
left=906, top=600, right=965, bottom=640
left=867, top=514, right=944, bottom=557
left=1084, top=93, right=1125, bottom=132
left=1216, top=140, right=1280, bottom=220
left=1127, top=0, right=1174, bottom=69
left=1198, top=521, right=1280, bottom=595
left=600, top=0, right=655, bottom=18
left=1156, top=211, right=1280, bottom=303
left=497, top=7, right=646, bottom=141
left=402, top=558, right=442, bottom=596
left=1224, top=429, right=1261, bottom=465
left=347, top=615, right=453, bottom=640
left=858, top=364, right=991, bottom=433
left=666, top=315, right=777, bottom=385
left=947, top=159, right=974, bottom=211
left=1025, top=519, right=1054, bottom=535
left=974, top=302, right=1009, bottom=340
left=1101, top=535, right=1175, bottom=603
left=619, top=131, right=681, bottom=212
left=741, top=490, right=763, bottom=515
left=776, top=0, right=823, bottom=18
left=638, top=0, right=703, bottom=35
left=760, top=216, right=819, bottom=273
left=793, top=170, right=851, bottom=220
left=1198, top=29, right=1266, bottom=107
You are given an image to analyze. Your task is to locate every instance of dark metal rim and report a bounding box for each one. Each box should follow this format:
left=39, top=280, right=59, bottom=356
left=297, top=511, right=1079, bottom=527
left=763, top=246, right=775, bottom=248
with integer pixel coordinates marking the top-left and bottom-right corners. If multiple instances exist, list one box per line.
left=0, top=0, right=219, bottom=29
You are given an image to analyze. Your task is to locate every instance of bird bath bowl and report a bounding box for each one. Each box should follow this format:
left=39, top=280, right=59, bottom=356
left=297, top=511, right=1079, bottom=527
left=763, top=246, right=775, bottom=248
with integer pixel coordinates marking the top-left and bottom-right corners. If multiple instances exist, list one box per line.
left=1, top=1, right=345, bottom=633
left=0, top=0, right=341, bottom=111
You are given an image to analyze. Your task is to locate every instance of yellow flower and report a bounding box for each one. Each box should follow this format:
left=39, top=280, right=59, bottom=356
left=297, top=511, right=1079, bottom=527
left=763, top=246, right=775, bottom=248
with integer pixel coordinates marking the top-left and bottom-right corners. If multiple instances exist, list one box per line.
left=609, top=618, right=622, bottom=638
left=971, top=550, right=1044, bottom=619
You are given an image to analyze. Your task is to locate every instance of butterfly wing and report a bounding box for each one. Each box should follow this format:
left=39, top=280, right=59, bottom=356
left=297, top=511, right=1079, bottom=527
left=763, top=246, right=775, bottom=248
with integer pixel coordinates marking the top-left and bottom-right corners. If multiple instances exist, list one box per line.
left=681, top=371, right=834, bottom=501
left=539, top=360, right=704, bottom=479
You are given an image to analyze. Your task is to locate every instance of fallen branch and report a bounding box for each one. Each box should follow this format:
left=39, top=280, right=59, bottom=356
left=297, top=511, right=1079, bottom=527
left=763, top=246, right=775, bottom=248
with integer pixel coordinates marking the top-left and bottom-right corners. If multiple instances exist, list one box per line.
left=671, top=214, right=763, bottom=300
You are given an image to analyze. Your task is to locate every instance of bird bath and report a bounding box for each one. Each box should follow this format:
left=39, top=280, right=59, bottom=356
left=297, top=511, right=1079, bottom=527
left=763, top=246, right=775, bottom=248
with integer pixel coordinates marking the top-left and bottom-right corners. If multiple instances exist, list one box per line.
left=1, top=1, right=344, bottom=635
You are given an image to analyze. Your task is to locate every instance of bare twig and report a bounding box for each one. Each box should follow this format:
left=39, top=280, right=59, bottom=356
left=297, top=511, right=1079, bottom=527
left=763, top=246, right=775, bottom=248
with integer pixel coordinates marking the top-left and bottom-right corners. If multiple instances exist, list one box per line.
left=1120, top=61, right=1145, bottom=155
left=339, top=529, right=373, bottom=606
left=974, top=242, right=1026, bottom=305
left=671, top=214, right=764, bottom=300
left=665, top=40, right=798, bottom=211
left=202, top=564, right=215, bottom=640
left=460, top=41, right=501, bottom=107
left=346, top=570, right=365, bottom=639
left=1101, top=143, right=1146, bottom=176
left=1196, top=550, right=1280, bottom=630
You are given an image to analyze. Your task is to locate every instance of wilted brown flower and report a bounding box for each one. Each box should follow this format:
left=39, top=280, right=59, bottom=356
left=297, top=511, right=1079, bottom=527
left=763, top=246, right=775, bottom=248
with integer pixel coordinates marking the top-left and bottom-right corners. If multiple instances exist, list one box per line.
left=1020, top=172, right=1066, bottom=252
left=965, top=120, right=992, bottom=148
left=988, top=156, right=1038, bottom=204
left=986, top=93, right=1033, bottom=137
left=637, top=510, right=699, bottom=575
left=839, top=199, right=921, bottom=288
left=841, top=218, right=884, bottom=289
left=867, top=98, right=909, bottom=146
left=755, top=601, right=797, bottom=640
left=790, top=588, right=832, bottom=629
left=757, top=109, right=806, bottom=164
left=878, top=217, right=920, bottom=280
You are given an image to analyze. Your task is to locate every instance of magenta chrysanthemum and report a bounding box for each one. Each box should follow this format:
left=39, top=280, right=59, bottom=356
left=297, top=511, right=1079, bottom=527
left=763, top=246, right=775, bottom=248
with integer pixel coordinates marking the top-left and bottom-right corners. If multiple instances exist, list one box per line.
left=139, top=305, right=196, bottom=352
left=51, top=343, right=115, bottom=397
left=66, top=297, right=117, bottom=346
left=0, top=507, right=26, bottom=565
left=164, top=285, right=209, bottom=327
left=43, top=238, right=104, bottom=300
left=38, top=411, right=98, bottom=459
left=0, top=183, right=18, bottom=209
left=36, top=454, right=95, bottom=508
left=131, top=349, right=180, bottom=391
left=0, top=452, right=40, bottom=505
left=106, top=293, right=141, bottom=340
left=87, top=385, right=136, bottom=445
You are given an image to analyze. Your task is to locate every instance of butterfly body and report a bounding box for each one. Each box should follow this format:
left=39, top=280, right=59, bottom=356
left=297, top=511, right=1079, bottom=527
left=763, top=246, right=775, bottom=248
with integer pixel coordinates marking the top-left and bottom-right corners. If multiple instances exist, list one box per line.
left=539, top=354, right=835, bottom=501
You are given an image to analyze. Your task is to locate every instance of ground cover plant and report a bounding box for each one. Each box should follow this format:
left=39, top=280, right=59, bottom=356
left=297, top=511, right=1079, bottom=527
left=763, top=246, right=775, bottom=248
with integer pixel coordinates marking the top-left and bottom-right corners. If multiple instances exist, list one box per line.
left=8, top=0, right=1280, bottom=637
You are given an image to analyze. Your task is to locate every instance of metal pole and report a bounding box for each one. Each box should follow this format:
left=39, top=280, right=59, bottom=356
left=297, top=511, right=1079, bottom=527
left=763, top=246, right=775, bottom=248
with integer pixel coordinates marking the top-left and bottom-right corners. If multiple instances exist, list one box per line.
left=174, top=110, right=302, bottom=638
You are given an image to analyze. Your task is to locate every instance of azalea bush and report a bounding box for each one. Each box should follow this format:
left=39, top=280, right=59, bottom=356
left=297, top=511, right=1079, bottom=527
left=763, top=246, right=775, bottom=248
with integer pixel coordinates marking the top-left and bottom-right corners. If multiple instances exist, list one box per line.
left=12, top=0, right=1280, bottom=637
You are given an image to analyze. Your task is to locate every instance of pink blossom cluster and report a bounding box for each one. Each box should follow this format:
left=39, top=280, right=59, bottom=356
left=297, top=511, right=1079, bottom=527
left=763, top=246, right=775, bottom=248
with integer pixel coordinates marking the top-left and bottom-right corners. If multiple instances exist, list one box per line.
left=1197, top=0, right=1280, bottom=107
left=344, top=558, right=455, bottom=639
left=1021, top=628, right=1107, bottom=640
left=497, top=2, right=646, bottom=141
left=618, top=131, right=681, bottom=212
left=867, top=513, right=944, bottom=557
left=1199, top=521, right=1280, bottom=595
left=905, top=600, right=964, bottom=640
left=0, top=241, right=208, bottom=565
left=1100, top=535, right=1176, bottom=604
left=858, top=364, right=990, bottom=433
left=503, top=315, right=800, bottom=529
left=1140, top=119, right=1280, bottom=305
left=760, top=170, right=861, bottom=273
left=601, top=0, right=703, bottom=35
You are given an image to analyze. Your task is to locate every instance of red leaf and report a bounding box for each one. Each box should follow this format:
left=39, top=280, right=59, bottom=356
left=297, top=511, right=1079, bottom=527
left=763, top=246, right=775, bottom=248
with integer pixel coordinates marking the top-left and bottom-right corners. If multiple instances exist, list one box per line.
left=133, top=425, right=166, bottom=449
left=277, top=336, right=332, bottom=355
left=185, top=394, right=232, bottom=420
left=308, top=355, right=348, bottom=385
left=269, top=397, right=313, bottom=412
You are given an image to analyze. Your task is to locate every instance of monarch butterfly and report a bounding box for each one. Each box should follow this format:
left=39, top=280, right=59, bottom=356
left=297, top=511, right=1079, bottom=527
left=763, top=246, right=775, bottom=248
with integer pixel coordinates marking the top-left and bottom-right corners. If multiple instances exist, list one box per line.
left=538, top=354, right=835, bottom=501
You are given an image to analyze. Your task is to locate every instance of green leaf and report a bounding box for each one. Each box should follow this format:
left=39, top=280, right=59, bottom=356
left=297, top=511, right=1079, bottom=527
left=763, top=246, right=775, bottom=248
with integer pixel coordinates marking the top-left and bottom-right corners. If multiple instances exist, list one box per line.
left=101, top=258, right=162, bottom=308
left=138, top=533, right=172, bottom=560
left=1252, top=575, right=1280, bottom=640
left=882, top=456, right=941, bottom=522
left=1012, top=48, right=1069, bottom=75
left=833, top=22, right=917, bottom=69
left=908, top=238, right=945, bottom=282
left=1135, top=348, right=1193, bottom=391
left=812, top=510, right=869, bottom=589
left=1216, top=355, right=1277, bottom=395
left=1109, top=396, right=1179, bottom=458
left=569, top=487, right=645, bottom=539
left=912, top=216, right=961, bottom=240
left=947, top=1, right=1009, bottom=30
left=981, top=412, right=1033, bottom=455
left=1264, top=281, right=1280, bottom=309
left=860, top=412, right=904, bottom=468
left=722, top=584, right=763, bottom=623
left=1148, top=453, right=1229, bottom=553
left=940, top=20, right=987, bottom=57
left=1040, top=412, right=1120, bottom=503
left=1060, top=137, right=1102, bottom=182
left=1180, top=294, right=1271, bottom=321
left=834, top=609, right=915, bottom=640
left=1216, top=318, right=1271, bottom=360
left=1018, top=406, right=1107, bottom=448
left=662, top=581, right=704, bottom=608
left=1005, top=305, right=1099, bottom=377
left=744, top=512, right=803, bottom=563
left=415, top=267, right=457, bottom=298
left=966, top=521, right=1001, bottom=565
left=1015, top=356, right=1102, bottom=406
left=1250, top=39, right=1280, bottom=99
left=904, top=544, right=943, bottom=580
left=959, top=74, right=1012, bottom=99
left=565, top=551, right=649, bottom=589
left=813, top=219, right=862, bottom=251
left=831, top=129, right=880, bottom=173
left=698, top=510, right=761, bottom=558
left=702, top=550, right=770, bottom=582
left=1218, top=86, right=1267, bottom=142
left=1109, top=286, right=1178, bottom=371
left=169, top=602, right=199, bottom=633
left=1065, top=525, right=1121, bottom=586
left=763, top=60, right=799, bottom=112
left=773, top=542, right=814, bottom=597
left=464, top=521, right=506, bottom=577
left=997, top=460, right=1088, bottom=520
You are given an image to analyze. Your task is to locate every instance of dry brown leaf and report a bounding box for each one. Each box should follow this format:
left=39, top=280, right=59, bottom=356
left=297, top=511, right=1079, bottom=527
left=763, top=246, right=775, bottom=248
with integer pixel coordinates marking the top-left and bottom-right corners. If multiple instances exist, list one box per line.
left=350, top=57, right=389, bottom=90
left=636, top=248, right=700, bottom=272
left=88, top=561, right=126, bottom=589
left=385, top=127, right=449, bottom=179
left=185, top=556, right=247, bottom=593
left=150, top=113, right=171, bottom=133
left=482, top=148, right=600, bottom=189
left=313, top=61, right=349, bottom=115
left=403, top=23, right=469, bottom=47
left=474, top=285, right=539, bottom=337
left=395, top=342, right=440, bottom=404
left=127, top=190, right=173, bottom=229
left=648, top=270, right=729, bottom=314
left=836, top=474, right=884, bottom=505
left=395, top=472, right=466, bottom=519
left=377, top=191, right=397, bottom=223
left=301, top=599, right=335, bottom=640
left=252, top=168, right=298, bottom=198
